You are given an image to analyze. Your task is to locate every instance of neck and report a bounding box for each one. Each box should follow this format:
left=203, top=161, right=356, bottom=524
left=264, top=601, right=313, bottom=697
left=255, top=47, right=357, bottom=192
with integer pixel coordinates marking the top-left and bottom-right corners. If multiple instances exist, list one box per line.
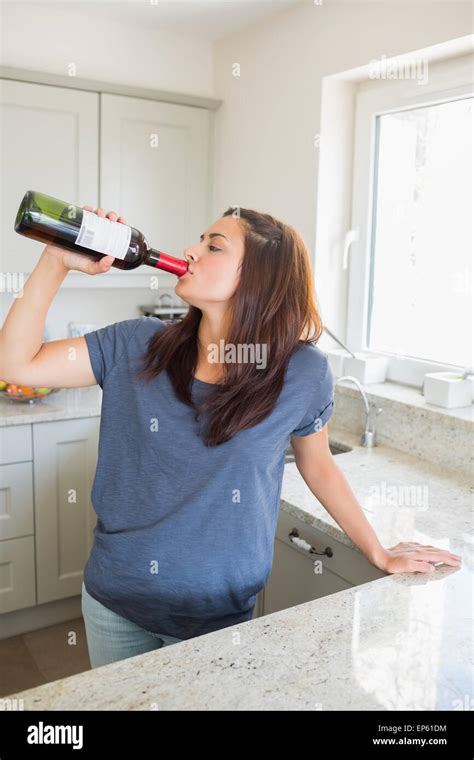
left=197, top=310, right=229, bottom=364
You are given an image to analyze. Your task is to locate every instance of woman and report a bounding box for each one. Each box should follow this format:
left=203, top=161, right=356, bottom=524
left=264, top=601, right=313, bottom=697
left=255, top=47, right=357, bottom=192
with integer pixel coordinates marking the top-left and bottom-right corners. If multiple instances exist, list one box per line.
left=0, top=204, right=462, bottom=669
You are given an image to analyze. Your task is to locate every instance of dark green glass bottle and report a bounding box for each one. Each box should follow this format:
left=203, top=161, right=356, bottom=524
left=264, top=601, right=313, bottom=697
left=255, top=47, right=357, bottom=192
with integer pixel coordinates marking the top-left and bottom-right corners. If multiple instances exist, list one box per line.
left=14, top=190, right=188, bottom=276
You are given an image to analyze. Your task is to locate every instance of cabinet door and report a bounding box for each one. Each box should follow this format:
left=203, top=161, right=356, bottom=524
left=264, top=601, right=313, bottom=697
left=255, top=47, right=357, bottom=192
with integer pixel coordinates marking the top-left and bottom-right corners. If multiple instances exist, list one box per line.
left=99, top=93, right=211, bottom=286
left=0, top=461, right=34, bottom=540
left=0, top=424, right=32, bottom=464
left=33, top=418, right=100, bottom=604
left=262, top=537, right=353, bottom=617
left=0, top=79, right=99, bottom=276
left=0, top=537, right=36, bottom=613
left=261, top=508, right=386, bottom=617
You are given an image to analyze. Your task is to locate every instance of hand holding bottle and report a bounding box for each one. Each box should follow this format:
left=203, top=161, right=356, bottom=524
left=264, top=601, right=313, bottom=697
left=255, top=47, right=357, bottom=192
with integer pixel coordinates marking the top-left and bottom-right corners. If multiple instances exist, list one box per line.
left=16, top=190, right=188, bottom=276
left=43, top=205, right=125, bottom=275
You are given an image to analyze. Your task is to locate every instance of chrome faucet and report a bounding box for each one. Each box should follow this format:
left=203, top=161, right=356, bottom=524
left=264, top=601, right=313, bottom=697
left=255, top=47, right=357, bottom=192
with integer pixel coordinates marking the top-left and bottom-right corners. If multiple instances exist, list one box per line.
left=334, top=375, right=383, bottom=447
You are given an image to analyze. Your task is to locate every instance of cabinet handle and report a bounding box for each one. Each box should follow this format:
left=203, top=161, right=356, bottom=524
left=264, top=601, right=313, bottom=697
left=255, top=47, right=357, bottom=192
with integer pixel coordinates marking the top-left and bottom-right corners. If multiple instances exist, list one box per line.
left=288, top=528, right=333, bottom=557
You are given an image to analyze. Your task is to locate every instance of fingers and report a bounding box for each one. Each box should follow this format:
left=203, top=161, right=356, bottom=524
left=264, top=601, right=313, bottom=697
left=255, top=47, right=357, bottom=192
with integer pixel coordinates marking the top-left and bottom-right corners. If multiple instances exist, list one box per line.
left=97, top=255, right=115, bottom=272
left=79, top=254, right=114, bottom=275
left=392, top=542, right=461, bottom=563
left=412, top=551, right=461, bottom=567
left=425, top=547, right=461, bottom=561
left=410, top=550, right=461, bottom=564
left=407, top=560, right=436, bottom=574
left=106, top=211, right=126, bottom=223
left=82, top=205, right=126, bottom=223
left=415, top=547, right=461, bottom=562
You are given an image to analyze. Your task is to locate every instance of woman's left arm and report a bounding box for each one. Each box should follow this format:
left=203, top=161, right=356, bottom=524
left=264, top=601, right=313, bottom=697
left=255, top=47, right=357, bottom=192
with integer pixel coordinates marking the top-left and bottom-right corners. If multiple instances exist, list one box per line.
left=290, top=425, right=463, bottom=574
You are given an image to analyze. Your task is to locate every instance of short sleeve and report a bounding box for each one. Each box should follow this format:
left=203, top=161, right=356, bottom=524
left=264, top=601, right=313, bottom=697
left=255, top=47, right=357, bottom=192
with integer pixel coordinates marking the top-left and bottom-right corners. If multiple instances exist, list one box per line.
left=291, top=353, right=335, bottom=436
left=84, top=318, right=143, bottom=388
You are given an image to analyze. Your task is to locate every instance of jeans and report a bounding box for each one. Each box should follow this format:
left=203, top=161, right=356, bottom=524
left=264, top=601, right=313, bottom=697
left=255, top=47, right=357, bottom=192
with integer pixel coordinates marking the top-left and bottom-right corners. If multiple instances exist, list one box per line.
left=81, top=581, right=183, bottom=669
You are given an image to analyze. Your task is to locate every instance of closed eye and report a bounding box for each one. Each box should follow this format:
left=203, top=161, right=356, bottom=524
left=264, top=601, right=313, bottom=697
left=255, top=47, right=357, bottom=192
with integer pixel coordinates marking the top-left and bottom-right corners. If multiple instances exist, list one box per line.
left=209, top=245, right=221, bottom=252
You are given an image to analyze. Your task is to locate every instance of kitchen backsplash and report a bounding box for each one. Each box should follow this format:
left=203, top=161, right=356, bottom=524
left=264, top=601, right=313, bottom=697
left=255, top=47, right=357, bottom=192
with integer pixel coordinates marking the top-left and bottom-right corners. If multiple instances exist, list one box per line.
left=0, top=284, right=189, bottom=342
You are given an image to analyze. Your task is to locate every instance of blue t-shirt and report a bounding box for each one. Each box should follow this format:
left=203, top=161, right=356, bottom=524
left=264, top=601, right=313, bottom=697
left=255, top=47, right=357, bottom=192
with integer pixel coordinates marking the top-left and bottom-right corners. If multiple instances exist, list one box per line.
left=83, top=316, right=335, bottom=640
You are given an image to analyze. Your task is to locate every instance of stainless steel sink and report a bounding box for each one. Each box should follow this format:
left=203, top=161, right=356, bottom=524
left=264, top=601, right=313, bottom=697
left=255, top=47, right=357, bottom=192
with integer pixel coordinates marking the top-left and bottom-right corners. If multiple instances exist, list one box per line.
left=285, top=440, right=352, bottom=463
left=329, top=442, right=352, bottom=455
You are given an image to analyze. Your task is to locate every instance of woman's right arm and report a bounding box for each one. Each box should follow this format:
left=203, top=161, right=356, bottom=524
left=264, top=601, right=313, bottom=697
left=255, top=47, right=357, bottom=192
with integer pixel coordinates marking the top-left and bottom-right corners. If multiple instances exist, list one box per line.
left=0, top=206, right=124, bottom=388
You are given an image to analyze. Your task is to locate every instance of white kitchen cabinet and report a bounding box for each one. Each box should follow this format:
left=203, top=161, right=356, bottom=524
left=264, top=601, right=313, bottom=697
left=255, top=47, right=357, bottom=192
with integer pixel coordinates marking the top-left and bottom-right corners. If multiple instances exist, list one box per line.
left=0, top=536, right=36, bottom=614
left=0, top=79, right=99, bottom=275
left=97, top=93, right=211, bottom=287
left=0, top=77, right=213, bottom=289
left=0, top=423, right=36, bottom=614
left=33, top=418, right=100, bottom=604
left=0, top=424, right=32, bottom=464
left=0, top=461, right=34, bottom=541
left=260, top=508, right=386, bottom=617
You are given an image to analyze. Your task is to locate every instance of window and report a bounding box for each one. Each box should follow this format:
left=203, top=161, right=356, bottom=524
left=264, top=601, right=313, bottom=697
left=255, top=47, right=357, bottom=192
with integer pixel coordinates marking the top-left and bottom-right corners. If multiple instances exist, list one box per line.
left=348, top=54, right=473, bottom=386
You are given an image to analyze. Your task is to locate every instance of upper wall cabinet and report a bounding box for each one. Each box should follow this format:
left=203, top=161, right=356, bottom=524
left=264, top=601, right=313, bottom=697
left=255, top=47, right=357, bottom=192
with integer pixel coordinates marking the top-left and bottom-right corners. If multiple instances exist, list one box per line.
left=98, top=94, right=211, bottom=286
left=0, top=79, right=99, bottom=277
left=0, top=78, right=213, bottom=288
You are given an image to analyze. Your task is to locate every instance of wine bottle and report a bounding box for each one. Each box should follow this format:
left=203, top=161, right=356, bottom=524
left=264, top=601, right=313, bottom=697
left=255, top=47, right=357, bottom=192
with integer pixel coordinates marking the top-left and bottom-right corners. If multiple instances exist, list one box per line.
left=14, top=190, right=189, bottom=277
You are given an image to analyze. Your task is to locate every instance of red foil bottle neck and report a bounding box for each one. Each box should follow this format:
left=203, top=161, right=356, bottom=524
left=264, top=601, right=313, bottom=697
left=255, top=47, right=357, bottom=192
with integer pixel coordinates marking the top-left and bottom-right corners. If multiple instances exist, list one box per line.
left=147, top=248, right=188, bottom=277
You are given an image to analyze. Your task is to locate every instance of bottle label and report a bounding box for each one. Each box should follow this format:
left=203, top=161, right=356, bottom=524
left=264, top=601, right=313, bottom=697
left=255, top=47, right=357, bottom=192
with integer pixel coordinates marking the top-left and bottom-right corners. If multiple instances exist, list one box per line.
left=75, top=210, right=132, bottom=260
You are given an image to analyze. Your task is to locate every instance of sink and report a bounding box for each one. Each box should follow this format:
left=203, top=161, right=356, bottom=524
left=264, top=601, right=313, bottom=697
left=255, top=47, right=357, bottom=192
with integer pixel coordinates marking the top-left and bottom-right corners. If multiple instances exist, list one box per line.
left=285, top=440, right=352, bottom=463
left=329, top=441, right=352, bottom=456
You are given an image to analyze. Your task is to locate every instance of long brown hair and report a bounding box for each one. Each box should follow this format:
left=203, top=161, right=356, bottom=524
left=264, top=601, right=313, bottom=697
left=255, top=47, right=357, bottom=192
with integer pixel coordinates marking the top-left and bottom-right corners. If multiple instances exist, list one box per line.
left=136, top=206, right=324, bottom=446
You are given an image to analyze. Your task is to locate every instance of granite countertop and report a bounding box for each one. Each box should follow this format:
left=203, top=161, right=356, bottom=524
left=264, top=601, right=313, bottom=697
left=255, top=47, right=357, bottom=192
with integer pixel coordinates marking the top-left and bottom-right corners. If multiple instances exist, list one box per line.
left=8, top=425, right=472, bottom=710
left=0, top=387, right=102, bottom=427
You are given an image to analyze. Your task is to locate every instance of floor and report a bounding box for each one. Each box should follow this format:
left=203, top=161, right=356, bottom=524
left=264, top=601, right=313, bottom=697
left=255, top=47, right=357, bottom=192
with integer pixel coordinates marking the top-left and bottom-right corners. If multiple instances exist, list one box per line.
left=0, top=617, right=91, bottom=698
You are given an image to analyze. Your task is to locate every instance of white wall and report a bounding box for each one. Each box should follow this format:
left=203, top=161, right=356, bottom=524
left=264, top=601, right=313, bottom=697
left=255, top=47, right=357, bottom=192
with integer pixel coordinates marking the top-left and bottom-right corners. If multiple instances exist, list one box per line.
left=0, top=1, right=214, bottom=95
left=0, top=0, right=215, bottom=338
left=211, top=0, right=473, bottom=343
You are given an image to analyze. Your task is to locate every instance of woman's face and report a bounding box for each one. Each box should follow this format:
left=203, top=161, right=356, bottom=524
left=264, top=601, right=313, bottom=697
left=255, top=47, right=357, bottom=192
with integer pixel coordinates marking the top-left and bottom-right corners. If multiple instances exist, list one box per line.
left=175, top=215, right=245, bottom=306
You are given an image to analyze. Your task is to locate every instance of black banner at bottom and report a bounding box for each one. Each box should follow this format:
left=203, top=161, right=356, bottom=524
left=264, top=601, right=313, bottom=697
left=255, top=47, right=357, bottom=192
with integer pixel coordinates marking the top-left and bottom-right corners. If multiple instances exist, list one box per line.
left=0, top=709, right=472, bottom=757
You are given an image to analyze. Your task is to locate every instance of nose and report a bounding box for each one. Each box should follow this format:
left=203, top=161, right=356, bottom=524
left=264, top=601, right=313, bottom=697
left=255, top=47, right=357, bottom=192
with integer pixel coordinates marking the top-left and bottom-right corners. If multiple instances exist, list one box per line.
left=184, top=247, right=197, bottom=263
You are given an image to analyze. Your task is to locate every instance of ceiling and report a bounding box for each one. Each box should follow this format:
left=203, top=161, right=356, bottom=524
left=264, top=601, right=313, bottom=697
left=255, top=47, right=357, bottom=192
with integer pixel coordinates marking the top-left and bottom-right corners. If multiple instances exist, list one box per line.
left=8, top=0, right=305, bottom=42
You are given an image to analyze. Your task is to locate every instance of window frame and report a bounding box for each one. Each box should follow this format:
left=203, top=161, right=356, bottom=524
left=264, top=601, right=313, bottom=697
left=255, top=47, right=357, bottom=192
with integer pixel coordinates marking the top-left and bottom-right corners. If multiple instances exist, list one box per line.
left=347, top=53, right=473, bottom=386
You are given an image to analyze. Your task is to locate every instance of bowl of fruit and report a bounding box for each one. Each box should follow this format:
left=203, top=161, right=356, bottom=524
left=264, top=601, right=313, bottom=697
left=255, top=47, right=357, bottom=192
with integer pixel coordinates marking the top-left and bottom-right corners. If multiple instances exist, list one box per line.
left=0, top=380, right=59, bottom=403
